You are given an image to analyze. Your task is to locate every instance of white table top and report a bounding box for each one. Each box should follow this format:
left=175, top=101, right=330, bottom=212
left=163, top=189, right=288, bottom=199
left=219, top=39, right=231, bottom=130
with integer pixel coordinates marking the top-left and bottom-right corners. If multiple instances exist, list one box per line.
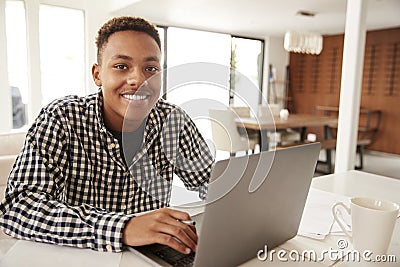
left=1, top=171, right=399, bottom=267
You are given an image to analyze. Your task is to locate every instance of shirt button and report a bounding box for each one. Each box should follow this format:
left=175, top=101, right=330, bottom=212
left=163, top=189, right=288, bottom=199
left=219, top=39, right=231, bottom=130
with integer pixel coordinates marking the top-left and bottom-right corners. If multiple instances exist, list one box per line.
left=106, top=244, right=113, bottom=252
left=108, top=143, right=116, bottom=149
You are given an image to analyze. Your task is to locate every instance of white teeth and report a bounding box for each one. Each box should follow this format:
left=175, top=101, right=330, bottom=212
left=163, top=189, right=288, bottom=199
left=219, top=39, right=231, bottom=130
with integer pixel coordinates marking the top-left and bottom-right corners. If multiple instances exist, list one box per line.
left=122, top=94, right=148, bottom=100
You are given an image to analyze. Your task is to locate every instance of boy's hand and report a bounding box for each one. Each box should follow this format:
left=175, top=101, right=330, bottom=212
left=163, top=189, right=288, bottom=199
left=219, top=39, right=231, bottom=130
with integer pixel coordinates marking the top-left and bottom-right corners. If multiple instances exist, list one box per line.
left=123, top=208, right=197, bottom=254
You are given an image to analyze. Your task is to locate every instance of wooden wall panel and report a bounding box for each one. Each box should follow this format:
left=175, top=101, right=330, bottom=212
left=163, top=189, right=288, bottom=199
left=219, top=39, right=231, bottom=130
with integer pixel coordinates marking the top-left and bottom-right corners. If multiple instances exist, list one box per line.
left=289, top=27, right=400, bottom=155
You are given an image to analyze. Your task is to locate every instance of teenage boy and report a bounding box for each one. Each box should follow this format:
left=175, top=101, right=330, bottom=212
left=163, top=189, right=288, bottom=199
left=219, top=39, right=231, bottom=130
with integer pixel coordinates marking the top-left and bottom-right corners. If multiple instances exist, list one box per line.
left=0, top=16, right=214, bottom=255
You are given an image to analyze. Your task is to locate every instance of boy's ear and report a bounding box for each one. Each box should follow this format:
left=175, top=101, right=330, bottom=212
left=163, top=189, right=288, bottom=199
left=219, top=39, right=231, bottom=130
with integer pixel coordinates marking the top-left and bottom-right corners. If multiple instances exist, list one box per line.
left=92, top=63, right=102, bottom=87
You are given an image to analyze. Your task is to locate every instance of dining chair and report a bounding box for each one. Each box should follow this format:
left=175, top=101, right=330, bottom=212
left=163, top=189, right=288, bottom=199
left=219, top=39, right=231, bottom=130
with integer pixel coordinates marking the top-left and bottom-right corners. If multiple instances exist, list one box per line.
left=230, top=106, right=259, bottom=147
left=209, top=109, right=257, bottom=156
left=258, top=105, right=301, bottom=147
left=0, top=130, right=26, bottom=240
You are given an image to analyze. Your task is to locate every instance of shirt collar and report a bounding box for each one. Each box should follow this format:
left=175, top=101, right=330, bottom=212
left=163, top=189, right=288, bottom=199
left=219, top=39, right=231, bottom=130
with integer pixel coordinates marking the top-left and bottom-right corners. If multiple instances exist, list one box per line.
left=96, top=88, right=162, bottom=142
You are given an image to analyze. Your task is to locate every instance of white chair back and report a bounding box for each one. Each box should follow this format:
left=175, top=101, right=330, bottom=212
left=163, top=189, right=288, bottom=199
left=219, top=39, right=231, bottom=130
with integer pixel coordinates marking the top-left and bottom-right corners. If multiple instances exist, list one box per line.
left=209, top=109, right=250, bottom=153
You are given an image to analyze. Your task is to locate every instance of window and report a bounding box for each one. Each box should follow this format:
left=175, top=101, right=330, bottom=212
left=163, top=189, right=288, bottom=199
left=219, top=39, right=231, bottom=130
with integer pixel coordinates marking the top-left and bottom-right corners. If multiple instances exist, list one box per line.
left=163, top=28, right=264, bottom=112
left=165, top=28, right=233, bottom=204
left=165, top=27, right=232, bottom=140
left=39, top=4, right=85, bottom=105
left=5, top=0, right=28, bottom=128
left=166, top=27, right=231, bottom=108
left=3, top=1, right=86, bottom=129
left=231, top=37, right=264, bottom=108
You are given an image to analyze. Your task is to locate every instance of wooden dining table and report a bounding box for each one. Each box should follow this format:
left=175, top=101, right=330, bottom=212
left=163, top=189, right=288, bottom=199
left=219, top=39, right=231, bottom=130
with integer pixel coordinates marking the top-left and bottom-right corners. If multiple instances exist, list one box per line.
left=236, top=114, right=338, bottom=151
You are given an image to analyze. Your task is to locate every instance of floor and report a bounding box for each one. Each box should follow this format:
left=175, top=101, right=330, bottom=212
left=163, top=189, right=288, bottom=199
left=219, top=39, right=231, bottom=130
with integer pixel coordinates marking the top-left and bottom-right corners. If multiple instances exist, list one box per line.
left=358, top=150, right=400, bottom=180
left=315, top=149, right=400, bottom=180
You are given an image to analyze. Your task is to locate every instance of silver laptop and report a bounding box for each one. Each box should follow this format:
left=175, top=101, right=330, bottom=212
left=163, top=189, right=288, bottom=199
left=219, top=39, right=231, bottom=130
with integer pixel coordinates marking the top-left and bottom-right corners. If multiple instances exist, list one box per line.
left=129, top=143, right=321, bottom=267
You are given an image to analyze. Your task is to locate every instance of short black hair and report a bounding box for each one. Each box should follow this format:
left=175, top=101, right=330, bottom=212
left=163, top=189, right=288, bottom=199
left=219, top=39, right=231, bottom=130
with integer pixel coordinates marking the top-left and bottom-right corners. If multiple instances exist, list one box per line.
left=95, top=16, right=161, bottom=63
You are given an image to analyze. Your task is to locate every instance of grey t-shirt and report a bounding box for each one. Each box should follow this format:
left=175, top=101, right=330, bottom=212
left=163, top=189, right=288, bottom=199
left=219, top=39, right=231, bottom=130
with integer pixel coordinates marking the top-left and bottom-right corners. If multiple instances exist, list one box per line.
left=108, top=121, right=146, bottom=166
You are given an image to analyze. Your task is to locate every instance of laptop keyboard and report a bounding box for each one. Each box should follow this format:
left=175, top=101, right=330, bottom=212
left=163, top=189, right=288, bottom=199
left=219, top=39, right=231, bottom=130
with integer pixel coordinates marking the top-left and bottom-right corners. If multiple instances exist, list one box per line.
left=145, top=244, right=195, bottom=266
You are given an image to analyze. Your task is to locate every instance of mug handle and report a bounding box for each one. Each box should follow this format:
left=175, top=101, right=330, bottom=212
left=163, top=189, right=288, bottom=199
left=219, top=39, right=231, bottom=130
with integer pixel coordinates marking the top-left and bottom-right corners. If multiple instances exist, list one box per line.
left=332, top=202, right=352, bottom=240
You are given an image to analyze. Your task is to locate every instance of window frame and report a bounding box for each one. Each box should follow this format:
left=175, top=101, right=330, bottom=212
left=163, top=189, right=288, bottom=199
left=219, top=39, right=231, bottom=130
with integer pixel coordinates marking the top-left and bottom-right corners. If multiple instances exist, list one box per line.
left=0, top=0, right=87, bottom=132
left=156, top=24, right=265, bottom=106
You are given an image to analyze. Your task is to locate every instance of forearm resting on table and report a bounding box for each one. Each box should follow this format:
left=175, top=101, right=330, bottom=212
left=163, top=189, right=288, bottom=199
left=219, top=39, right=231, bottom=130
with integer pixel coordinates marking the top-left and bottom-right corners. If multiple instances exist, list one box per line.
left=0, top=192, right=133, bottom=252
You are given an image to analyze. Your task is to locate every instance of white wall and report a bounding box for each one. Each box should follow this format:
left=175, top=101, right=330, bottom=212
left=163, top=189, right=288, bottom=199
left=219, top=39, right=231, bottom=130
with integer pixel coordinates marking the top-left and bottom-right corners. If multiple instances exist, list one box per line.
left=263, top=36, right=289, bottom=109
left=267, top=36, right=289, bottom=82
left=83, top=0, right=114, bottom=93
left=41, top=0, right=112, bottom=94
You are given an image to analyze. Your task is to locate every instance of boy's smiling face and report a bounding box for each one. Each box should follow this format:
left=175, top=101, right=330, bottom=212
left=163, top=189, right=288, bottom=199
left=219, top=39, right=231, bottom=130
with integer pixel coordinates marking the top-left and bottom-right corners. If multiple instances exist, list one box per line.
left=92, top=30, right=161, bottom=131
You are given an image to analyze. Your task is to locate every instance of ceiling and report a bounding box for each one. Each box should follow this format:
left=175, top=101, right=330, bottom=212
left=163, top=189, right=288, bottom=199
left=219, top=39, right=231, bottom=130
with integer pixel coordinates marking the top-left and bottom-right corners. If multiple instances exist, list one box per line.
left=111, top=0, right=400, bottom=38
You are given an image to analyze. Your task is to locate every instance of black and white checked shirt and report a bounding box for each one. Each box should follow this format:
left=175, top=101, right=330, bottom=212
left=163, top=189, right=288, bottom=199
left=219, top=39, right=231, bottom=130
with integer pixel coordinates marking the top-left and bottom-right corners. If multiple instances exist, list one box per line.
left=0, top=90, right=214, bottom=252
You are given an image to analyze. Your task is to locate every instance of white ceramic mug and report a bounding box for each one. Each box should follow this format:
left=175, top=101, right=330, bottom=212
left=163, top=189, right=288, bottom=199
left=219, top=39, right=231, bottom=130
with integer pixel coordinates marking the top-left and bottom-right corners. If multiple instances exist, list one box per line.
left=332, top=197, right=399, bottom=255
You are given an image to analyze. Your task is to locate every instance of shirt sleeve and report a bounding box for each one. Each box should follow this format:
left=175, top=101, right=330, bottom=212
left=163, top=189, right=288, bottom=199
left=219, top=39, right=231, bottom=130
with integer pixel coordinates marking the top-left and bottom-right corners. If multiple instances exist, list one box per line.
left=0, top=107, right=132, bottom=252
left=170, top=109, right=215, bottom=199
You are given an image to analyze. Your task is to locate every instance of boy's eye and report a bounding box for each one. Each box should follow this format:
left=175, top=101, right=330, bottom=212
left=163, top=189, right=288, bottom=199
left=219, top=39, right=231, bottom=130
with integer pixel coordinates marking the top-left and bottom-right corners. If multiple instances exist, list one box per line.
left=146, top=66, right=159, bottom=72
left=114, top=64, right=127, bottom=70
